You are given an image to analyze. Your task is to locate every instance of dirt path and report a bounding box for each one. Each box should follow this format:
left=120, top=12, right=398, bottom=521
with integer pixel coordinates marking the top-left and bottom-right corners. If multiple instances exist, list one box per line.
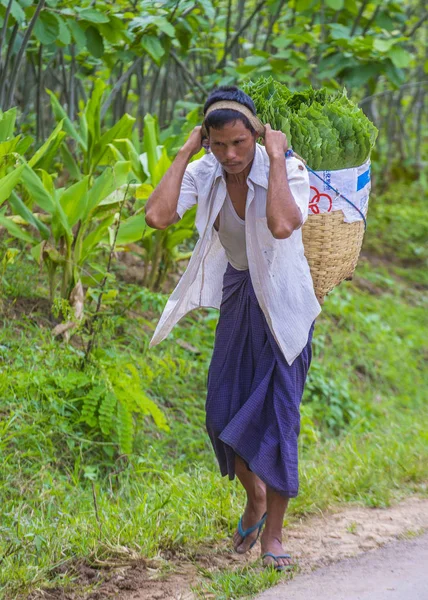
left=255, top=531, right=428, bottom=599
left=38, top=496, right=428, bottom=600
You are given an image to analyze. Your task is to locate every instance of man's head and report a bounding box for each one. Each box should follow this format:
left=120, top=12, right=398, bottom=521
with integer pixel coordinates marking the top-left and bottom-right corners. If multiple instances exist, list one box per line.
left=203, top=86, right=259, bottom=175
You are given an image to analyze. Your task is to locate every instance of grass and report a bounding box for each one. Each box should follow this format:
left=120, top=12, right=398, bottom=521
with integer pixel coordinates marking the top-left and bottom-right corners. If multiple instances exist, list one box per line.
left=193, top=564, right=287, bottom=599
left=0, top=178, right=427, bottom=599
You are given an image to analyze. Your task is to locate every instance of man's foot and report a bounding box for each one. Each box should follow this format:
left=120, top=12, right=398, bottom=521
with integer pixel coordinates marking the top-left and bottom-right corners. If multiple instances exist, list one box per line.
left=233, top=503, right=267, bottom=554
left=261, top=533, right=293, bottom=570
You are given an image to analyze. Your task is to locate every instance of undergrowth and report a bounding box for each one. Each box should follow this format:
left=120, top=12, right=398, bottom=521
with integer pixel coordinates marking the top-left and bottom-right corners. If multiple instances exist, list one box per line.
left=0, top=177, right=427, bottom=599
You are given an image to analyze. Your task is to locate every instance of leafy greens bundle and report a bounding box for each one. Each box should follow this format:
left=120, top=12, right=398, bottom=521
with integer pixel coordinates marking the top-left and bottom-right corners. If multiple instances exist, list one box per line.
left=242, top=77, right=378, bottom=171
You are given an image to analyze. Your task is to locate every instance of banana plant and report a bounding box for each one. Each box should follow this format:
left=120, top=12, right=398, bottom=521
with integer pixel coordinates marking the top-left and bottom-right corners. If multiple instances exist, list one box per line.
left=47, top=79, right=145, bottom=181
left=0, top=112, right=144, bottom=307
left=113, top=113, right=197, bottom=291
left=0, top=108, right=32, bottom=201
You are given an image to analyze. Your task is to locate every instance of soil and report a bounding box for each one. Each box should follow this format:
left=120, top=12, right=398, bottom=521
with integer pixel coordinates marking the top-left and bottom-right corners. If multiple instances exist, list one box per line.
left=30, top=495, right=428, bottom=600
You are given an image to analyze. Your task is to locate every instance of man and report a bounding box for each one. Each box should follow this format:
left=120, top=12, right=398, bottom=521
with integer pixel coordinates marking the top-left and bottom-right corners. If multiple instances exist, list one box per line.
left=145, top=86, right=321, bottom=570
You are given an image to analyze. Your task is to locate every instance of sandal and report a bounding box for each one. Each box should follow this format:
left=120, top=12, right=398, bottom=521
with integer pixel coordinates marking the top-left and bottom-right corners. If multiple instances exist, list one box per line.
left=262, top=551, right=294, bottom=571
left=235, top=512, right=267, bottom=551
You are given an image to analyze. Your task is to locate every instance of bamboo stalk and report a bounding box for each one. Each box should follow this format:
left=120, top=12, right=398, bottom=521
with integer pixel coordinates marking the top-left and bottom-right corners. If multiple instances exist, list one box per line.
left=0, top=0, right=14, bottom=74
left=217, top=0, right=266, bottom=69
left=69, top=44, right=76, bottom=120
left=101, top=56, right=143, bottom=118
left=36, top=44, right=44, bottom=142
left=0, top=23, right=18, bottom=108
left=350, top=0, right=368, bottom=36
left=262, top=0, right=286, bottom=52
left=5, top=0, right=46, bottom=109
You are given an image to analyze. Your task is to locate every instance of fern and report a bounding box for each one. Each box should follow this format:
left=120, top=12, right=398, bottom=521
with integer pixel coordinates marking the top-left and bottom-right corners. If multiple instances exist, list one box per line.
left=81, top=385, right=104, bottom=428
left=75, top=359, right=168, bottom=454
left=98, top=391, right=117, bottom=435
left=116, top=401, right=134, bottom=455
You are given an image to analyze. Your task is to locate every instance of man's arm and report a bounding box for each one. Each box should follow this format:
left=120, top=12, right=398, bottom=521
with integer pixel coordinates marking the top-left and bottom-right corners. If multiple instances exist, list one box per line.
left=264, top=124, right=303, bottom=239
left=145, top=126, right=202, bottom=230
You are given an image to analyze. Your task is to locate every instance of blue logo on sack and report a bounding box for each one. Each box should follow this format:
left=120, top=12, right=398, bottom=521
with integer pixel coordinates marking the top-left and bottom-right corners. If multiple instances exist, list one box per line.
left=357, top=167, right=371, bottom=191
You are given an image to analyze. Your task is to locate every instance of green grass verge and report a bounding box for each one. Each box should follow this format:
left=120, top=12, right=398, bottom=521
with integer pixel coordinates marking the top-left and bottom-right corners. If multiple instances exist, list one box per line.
left=0, top=180, right=427, bottom=598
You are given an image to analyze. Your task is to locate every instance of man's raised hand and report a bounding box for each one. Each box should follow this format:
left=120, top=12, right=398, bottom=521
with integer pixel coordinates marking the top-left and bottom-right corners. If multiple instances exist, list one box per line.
left=181, top=126, right=204, bottom=158
left=264, top=124, right=288, bottom=160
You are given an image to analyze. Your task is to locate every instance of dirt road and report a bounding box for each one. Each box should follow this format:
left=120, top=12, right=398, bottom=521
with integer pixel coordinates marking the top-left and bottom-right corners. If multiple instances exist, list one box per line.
left=255, top=531, right=428, bottom=600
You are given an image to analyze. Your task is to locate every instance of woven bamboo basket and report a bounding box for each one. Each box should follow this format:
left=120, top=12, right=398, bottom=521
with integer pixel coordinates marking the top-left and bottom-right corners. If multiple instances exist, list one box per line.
left=302, top=210, right=365, bottom=303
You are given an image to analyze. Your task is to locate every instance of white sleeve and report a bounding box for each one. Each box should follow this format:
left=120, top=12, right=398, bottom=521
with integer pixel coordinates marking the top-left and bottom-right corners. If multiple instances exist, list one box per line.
left=287, top=157, right=310, bottom=223
left=176, top=169, right=198, bottom=219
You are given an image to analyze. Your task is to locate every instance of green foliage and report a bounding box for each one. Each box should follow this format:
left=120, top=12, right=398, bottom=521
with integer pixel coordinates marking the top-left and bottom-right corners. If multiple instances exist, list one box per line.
left=126, top=113, right=197, bottom=291
left=0, top=224, right=427, bottom=596
left=194, top=563, right=285, bottom=599
left=363, top=179, right=428, bottom=265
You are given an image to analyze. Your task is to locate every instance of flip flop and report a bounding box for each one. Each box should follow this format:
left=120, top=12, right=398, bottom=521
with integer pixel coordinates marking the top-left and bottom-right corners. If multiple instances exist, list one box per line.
left=262, top=551, right=294, bottom=571
left=236, top=512, right=267, bottom=551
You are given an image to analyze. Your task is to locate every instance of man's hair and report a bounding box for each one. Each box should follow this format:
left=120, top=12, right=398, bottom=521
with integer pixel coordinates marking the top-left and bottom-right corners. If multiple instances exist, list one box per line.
left=203, top=85, right=257, bottom=134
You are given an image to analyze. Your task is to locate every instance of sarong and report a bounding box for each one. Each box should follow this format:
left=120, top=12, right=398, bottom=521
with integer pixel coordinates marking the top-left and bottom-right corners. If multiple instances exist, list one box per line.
left=206, top=263, right=314, bottom=497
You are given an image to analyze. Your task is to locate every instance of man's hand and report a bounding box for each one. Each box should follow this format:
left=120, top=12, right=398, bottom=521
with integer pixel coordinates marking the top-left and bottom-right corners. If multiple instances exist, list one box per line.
left=264, top=124, right=288, bottom=160
left=181, top=126, right=203, bottom=158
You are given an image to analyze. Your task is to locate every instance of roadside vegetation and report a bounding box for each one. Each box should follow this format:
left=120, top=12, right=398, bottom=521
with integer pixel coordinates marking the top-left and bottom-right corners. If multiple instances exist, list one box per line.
left=0, top=0, right=427, bottom=597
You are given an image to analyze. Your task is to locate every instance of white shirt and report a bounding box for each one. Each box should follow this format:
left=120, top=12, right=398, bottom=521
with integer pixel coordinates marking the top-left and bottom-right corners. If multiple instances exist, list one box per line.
left=150, top=143, right=322, bottom=365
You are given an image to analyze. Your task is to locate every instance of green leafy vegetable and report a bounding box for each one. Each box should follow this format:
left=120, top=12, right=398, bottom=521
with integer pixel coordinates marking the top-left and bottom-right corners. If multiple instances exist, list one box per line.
left=242, top=77, right=378, bottom=170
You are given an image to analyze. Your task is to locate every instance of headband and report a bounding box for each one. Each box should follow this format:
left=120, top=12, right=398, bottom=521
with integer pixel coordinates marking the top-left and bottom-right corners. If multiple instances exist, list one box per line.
left=202, top=100, right=265, bottom=138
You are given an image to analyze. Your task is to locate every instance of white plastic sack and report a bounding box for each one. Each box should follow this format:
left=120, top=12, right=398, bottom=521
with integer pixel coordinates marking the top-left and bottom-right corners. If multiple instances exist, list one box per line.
left=307, top=159, right=371, bottom=224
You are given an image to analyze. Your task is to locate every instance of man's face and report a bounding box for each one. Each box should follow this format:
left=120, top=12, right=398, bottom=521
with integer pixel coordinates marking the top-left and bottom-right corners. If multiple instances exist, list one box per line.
left=208, top=120, right=257, bottom=175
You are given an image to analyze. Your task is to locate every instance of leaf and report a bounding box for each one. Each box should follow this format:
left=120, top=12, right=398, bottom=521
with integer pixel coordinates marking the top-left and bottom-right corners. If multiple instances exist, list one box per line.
left=143, top=114, right=159, bottom=182
left=28, top=120, right=64, bottom=168
left=343, top=63, right=380, bottom=87
left=56, top=15, right=71, bottom=45
left=196, top=0, right=215, bottom=20
left=153, top=16, right=175, bottom=37
left=92, top=113, right=135, bottom=167
left=153, top=147, right=171, bottom=187
left=85, top=80, right=105, bottom=161
left=135, top=183, right=154, bottom=199
left=111, top=138, right=145, bottom=180
left=0, top=208, right=35, bottom=244
left=60, top=176, right=89, bottom=227
left=16, top=135, right=33, bottom=155
left=0, top=107, right=17, bottom=141
left=60, top=143, right=82, bottom=181
left=9, top=191, right=50, bottom=239
left=141, top=35, right=165, bottom=65
left=67, top=19, right=87, bottom=50
left=165, top=228, right=194, bottom=250
left=117, top=402, right=133, bottom=455
left=33, top=11, right=60, bottom=45
left=81, top=215, right=115, bottom=258
left=328, top=23, right=353, bottom=40
left=85, top=25, right=104, bottom=58
left=78, top=8, right=110, bottom=23
left=0, top=0, right=25, bottom=23
left=373, top=38, right=396, bottom=53
left=46, top=89, right=86, bottom=150
left=388, top=46, right=413, bottom=69
left=21, top=165, right=55, bottom=213
left=85, top=161, right=131, bottom=216
left=0, top=164, right=25, bottom=207
left=325, top=0, right=344, bottom=8
left=296, top=0, right=315, bottom=10
left=98, top=22, right=124, bottom=44
left=114, top=212, right=148, bottom=246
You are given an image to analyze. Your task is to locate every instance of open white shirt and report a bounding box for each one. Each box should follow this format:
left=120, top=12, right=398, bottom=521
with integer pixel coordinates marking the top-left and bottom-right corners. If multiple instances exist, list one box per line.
left=150, top=143, right=322, bottom=365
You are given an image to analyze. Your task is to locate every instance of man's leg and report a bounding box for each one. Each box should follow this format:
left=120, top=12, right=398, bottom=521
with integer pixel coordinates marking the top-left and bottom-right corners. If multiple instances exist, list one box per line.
left=233, top=455, right=267, bottom=553
left=260, top=486, right=292, bottom=567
